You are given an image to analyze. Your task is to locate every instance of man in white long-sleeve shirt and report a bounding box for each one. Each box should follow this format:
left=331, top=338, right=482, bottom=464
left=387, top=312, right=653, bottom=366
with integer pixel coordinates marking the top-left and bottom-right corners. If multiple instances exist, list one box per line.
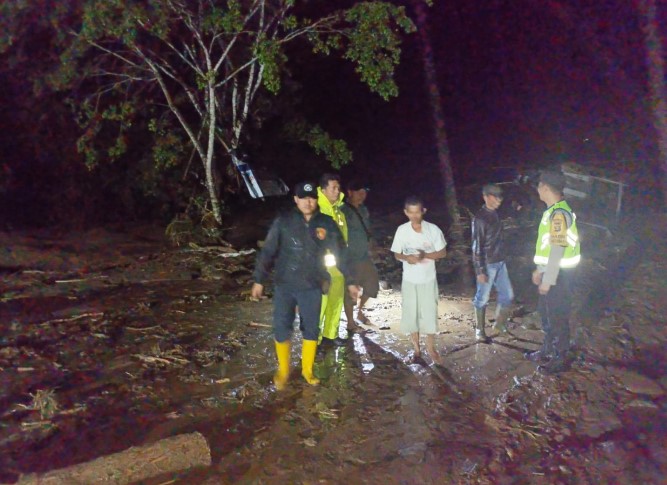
left=390, top=196, right=447, bottom=366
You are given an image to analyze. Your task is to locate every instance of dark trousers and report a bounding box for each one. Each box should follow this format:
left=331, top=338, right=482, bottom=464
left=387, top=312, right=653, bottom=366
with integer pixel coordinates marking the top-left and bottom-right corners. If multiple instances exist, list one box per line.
left=273, top=286, right=322, bottom=342
left=538, top=269, right=575, bottom=359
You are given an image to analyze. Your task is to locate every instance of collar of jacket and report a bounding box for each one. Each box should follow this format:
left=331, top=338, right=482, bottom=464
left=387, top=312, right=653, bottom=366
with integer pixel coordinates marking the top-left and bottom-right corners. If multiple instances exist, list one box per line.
left=317, top=186, right=345, bottom=210
left=292, top=207, right=322, bottom=220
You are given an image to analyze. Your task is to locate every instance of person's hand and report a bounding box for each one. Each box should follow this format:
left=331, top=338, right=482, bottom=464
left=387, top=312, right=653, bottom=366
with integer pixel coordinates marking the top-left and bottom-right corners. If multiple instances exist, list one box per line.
left=406, top=254, right=421, bottom=264
left=418, top=250, right=426, bottom=260
left=321, top=280, right=331, bottom=295
left=347, top=285, right=361, bottom=300
left=538, top=282, right=551, bottom=295
left=250, top=283, right=264, bottom=300
left=477, top=274, right=488, bottom=284
left=532, top=270, right=542, bottom=286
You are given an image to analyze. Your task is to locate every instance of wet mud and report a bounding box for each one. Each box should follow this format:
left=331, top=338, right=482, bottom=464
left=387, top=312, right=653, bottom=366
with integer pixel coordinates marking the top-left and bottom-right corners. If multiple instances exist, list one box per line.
left=1, top=211, right=666, bottom=484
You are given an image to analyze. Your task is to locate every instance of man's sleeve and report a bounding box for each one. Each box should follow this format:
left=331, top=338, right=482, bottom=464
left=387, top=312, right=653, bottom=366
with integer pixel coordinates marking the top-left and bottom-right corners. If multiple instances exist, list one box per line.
left=542, top=209, right=573, bottom=285
left=252, top=216, right=281, bottom=285
left=432, top=224, right=447, bottom=252
left=329, top=220, right=354, bottom=283
left=362, top=206, right=372, bottom=233
left=549, top=208, right=572, bottom=247
left=471, top=217, right=486, bottom=276
left=390, top=226, right=403, bottom=254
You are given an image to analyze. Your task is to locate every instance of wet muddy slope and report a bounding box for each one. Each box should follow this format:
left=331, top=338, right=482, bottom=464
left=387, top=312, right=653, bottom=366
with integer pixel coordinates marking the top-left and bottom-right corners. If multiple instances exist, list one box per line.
left=0, top=211, right=666, bottom=484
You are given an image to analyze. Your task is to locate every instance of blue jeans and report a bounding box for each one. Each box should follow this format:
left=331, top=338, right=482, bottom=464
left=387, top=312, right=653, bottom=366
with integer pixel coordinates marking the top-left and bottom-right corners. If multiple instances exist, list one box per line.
left=473, top=261, right=514, bottom=310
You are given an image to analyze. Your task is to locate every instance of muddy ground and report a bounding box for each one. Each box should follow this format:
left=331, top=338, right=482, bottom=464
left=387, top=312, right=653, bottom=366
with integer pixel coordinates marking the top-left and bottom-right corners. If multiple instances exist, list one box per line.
left=1, top=207, right=666, bottom=484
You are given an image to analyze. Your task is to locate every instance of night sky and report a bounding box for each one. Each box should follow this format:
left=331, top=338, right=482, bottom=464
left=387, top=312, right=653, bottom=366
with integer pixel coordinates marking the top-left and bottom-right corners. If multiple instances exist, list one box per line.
left=0, top=0, right=663, bottom=225
left=295, top=0, right=659, bottom=202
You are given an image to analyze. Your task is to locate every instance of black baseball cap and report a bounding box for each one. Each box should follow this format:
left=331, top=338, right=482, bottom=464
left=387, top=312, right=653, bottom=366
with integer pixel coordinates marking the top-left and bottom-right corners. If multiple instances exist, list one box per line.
left=294, top=181, right=318, bottom=199
left=347, top=179, right=370, bottom=191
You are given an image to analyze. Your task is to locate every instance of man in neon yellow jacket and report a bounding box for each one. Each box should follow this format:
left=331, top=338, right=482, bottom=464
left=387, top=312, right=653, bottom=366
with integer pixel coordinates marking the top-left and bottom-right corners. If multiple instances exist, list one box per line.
left=317, top=173, right=349, bottom=346
left=526, top=170, right=580, bottom=374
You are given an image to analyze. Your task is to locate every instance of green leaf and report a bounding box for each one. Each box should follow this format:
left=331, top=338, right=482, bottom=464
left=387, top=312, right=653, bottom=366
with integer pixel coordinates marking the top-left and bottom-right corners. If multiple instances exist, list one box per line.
left=343, top=2, right=415, bottom=100
left=255, top=37, right=287, bottom=94
left=286, top=120, right=353, bottom=169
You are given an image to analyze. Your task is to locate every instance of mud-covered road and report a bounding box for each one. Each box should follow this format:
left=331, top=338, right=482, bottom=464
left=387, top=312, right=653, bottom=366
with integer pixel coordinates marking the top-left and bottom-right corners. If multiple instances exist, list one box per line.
left=1, top=209, right=666, bottom=484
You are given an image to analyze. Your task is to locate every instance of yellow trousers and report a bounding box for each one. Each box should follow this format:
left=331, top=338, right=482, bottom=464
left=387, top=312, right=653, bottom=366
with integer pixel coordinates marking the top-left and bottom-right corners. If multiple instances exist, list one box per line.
left=319, top=266, right=345, bottom=341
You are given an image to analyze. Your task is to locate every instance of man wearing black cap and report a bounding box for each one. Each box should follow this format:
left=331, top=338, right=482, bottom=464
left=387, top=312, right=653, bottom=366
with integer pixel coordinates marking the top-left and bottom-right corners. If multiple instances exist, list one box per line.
left=341, top=180, right=380, bottom=331
left=527, top=170, right=581, bottom=374
left=251, top=182, right=358, bottom=390
left=471, top=184, right=515, bottom=343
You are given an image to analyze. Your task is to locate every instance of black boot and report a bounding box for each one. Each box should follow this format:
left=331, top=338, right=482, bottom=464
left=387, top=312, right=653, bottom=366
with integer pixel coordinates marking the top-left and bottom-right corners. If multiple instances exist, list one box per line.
left=494, top=306, right=511, bottom=333
left=474, top=308, right=491, bottom=343
left=538, top=358, right=571, bottom=374
left=524, top=349, right=550, bottom=363
left=538, top=350, right=571, bottom=374
left=526, top=334, right=554, bottom=363
left=321, top=336, right=348, bottom=347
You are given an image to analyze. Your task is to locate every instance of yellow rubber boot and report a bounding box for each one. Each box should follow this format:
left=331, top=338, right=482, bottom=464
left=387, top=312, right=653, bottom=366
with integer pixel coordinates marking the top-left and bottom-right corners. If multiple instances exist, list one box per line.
left=301, top=340, right=320, bottom=386
left=274, top=340, right=291, bottom=390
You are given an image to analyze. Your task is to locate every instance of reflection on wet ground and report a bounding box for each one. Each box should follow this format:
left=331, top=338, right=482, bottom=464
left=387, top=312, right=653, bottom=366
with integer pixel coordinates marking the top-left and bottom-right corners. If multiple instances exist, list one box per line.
left=1, top=214, right=666, bottom=483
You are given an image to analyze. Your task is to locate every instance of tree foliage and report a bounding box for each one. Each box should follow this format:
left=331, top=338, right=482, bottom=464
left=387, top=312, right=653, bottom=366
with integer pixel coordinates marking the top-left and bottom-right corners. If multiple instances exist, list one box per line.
left=1, top=0, right=419, bottom=224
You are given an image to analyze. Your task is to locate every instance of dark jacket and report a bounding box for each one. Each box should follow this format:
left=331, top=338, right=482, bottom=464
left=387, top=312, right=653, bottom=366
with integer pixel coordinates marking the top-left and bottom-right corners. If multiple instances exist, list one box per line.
left=471, top=205, right=506, bottom=276
left=253, top=208, right=348, bottom=289
left=341, top=203, right=372, bottom=263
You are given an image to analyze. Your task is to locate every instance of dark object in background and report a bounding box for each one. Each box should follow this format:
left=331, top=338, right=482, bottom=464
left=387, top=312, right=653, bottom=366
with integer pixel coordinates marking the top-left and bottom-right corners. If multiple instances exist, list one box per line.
left=231, top=151, right=289, bottom=199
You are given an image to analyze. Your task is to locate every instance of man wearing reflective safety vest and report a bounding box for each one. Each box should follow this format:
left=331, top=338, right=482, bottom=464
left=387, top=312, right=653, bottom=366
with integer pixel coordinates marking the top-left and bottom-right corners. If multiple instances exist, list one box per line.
left=526, top=170, right=580, bottom=374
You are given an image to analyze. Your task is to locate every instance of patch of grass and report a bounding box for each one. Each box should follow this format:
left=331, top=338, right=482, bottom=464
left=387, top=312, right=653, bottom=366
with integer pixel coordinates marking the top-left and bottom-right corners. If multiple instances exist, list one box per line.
left=28, top=389, right=60, bottom=419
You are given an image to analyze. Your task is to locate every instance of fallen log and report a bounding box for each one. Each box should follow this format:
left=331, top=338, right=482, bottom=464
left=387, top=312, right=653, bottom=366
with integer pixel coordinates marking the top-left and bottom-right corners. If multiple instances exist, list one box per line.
left=8, top=432, right=210, bottom=485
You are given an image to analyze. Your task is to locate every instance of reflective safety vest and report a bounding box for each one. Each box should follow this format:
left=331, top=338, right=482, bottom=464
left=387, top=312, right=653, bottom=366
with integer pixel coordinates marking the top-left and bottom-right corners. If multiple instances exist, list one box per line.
left=534, top=200, right=581, bottom=268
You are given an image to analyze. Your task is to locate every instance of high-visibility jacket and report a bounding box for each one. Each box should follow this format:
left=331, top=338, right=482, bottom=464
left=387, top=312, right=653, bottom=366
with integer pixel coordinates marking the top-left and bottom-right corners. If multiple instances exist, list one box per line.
left=534, top=200, right=580, bottom=268
left=317, top=187, right=348, bottom=243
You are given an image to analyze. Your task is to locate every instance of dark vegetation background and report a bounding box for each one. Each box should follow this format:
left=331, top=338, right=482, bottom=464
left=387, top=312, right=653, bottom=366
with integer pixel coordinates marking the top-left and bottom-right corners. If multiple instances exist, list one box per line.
left=0, top=0, right=662, bottom=229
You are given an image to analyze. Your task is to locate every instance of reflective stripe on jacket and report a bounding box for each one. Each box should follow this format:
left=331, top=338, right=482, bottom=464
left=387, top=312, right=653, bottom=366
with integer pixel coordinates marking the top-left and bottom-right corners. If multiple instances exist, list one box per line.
left=534, top=200, right=581, bottom=268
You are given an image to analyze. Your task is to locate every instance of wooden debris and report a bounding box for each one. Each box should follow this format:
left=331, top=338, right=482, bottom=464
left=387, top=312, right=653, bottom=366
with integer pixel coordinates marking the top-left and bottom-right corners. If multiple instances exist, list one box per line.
left=134, top=355, right=173, bottom=366
left=11, top=432, right=211, bottom=485
left=41, top=313, right=104, bottom=326
left=126, top=325, right=161, bottom=332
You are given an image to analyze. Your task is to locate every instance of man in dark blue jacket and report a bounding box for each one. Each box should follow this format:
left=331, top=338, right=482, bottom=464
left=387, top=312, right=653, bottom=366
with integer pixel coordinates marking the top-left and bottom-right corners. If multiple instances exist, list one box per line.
left=251, top=181, right=358, bottom=390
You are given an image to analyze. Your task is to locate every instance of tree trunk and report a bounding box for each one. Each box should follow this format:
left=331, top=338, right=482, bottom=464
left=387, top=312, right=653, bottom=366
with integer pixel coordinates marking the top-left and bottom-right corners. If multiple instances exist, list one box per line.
left=11, top=432, right=210, bottom=485
left=413, top=1, right=461, bottom=229
left=638, top=0, right=667, bottom=205
left=206, top=80, right=223, bottom=225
